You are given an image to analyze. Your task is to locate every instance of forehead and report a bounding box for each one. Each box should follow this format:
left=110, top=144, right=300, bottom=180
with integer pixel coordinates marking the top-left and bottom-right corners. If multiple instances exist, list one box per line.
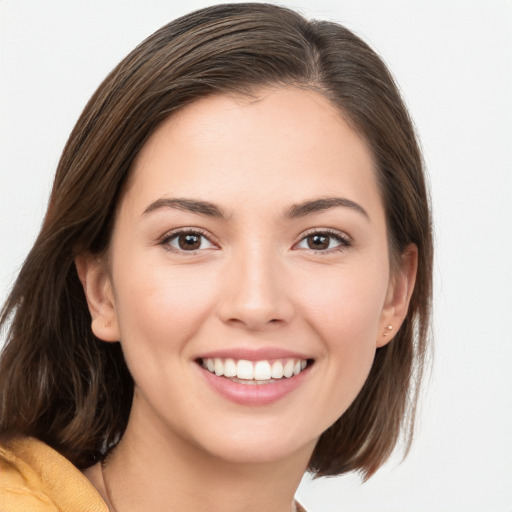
left=124, top=87, right=381, bottom=218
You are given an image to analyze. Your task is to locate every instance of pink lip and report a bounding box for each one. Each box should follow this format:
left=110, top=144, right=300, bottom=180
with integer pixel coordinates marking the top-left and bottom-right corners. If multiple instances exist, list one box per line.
left=196, top=347, right=311, bottom=361
left=196, top=362, right=312, bottom=406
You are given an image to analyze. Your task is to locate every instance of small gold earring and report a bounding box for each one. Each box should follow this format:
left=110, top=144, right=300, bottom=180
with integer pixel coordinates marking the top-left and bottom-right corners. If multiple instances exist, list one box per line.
left=383, top=325, right=393, bottom=336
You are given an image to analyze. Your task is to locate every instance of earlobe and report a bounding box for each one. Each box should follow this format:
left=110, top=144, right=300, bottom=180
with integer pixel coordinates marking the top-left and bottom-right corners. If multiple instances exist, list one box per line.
left=75, top=254, right=120, bottom=342
left=377, top=244, right=418, bottom=348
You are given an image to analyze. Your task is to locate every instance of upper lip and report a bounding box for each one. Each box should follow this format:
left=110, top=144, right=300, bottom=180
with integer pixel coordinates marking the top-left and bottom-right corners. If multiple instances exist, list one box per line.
left=196, top=347, right=312, bottom=361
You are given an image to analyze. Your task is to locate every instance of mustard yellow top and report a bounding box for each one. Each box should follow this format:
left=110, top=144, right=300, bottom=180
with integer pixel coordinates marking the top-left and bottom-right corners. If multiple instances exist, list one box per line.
left=0, top=436, right=108, bottom=512
left=0, top=436, right=308, bottom=512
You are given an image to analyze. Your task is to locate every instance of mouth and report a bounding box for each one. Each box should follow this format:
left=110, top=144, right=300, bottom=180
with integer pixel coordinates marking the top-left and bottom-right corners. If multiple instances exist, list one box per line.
left=196, top=357, right=314, bottom=385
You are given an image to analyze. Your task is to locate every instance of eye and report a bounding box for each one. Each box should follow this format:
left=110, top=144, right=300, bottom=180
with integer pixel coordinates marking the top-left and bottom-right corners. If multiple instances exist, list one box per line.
left=295, top=230, right=351, bottom=252
left=162, top=229, right=216, bottom=252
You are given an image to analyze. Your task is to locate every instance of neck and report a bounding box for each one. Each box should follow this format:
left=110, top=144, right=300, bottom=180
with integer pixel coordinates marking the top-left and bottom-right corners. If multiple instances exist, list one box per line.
left=95, top=404, right=314, bottom=512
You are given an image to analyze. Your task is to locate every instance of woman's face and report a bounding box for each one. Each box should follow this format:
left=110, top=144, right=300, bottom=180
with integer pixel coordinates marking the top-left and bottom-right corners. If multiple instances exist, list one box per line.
left=84, top=87, right=411, bottom=465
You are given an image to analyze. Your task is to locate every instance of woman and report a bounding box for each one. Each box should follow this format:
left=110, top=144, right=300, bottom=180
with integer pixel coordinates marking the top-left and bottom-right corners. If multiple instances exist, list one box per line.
left=0, top=3, right=432, bottom=511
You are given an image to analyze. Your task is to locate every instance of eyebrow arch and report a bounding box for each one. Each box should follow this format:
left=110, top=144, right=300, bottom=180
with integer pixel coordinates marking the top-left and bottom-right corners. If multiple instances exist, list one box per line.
left=143, top=196, right=368, bottom=221
left=285, top=197, right=369, bottom=220
left=142, top=198, right=227, bottom=219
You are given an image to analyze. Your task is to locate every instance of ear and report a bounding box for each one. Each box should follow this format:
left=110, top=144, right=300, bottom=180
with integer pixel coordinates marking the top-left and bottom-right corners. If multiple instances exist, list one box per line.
left=377, top=244, right=418, bottom=348
left=75, top=253, right=120, bottom=342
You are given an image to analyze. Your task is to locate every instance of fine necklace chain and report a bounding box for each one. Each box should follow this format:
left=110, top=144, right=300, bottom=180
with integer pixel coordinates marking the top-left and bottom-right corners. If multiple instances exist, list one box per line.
left=100, top=456, right=119, bottom=512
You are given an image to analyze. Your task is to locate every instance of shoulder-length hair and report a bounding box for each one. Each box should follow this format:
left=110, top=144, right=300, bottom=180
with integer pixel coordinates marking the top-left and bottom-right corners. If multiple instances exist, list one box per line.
left=0, top=2, right=432, bottom=479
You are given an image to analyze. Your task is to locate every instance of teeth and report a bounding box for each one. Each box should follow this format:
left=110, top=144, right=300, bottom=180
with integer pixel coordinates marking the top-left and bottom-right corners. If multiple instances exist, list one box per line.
left=201, top=357, right=309, bottom=381
left=254, top=361, right=271, bottom=380
left=224, top=358, right=237, bottom=377
left=271, top=361, right=284, bottom=379
left=283, top=360, right=294, bottom=378
left=214, top=358, right=223, bottom=376
left=237, top=360, right=254, bottom=380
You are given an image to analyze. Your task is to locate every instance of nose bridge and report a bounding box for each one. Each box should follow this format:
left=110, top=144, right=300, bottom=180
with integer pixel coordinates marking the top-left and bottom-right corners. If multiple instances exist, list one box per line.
left=217, top=237, right=293, bottom=329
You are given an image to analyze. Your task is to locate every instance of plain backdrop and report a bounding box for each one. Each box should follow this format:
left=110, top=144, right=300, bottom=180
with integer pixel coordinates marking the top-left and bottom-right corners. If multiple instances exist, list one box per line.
left=1, top=1, right=511, bottom=511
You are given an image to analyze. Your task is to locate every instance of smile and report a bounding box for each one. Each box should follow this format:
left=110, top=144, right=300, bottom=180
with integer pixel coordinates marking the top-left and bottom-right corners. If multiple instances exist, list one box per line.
left=200, top=357, right=309, bottom=383
left=196, top=354, right=314, bottom=405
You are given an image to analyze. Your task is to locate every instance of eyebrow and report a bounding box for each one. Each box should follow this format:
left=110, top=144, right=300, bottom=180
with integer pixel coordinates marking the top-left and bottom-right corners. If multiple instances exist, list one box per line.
left=142, top=196, right=369, bottom=221
left=285, top=197, right=369, bottom=220
left=143, top=198, right=227, bottom=218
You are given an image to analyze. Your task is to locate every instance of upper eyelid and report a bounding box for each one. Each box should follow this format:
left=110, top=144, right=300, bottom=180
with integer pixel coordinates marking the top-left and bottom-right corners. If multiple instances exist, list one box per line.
left=157, top=226, right=352, bottom=248
left=295, top=227, right=352, bottom=243
left=159, top=227, right=219, bottom=246
left=160, top=226, right=212, bottom=238
left=292, top=228, right=353, bottom=253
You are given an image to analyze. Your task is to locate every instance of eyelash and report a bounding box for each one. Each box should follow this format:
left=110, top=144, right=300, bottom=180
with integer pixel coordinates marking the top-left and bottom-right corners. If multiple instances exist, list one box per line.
left=294, top=228, right=352, bottom=254
left=159, top=228, right=217, bottom=254
left=159, top=227, right=352, bottom=254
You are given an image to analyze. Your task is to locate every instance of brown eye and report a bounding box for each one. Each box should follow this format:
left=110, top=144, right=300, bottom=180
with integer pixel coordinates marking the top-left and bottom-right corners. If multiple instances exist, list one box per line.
left=307, top=234, right=330, bottom=250
left=165, top=230, right=215, bottom=252
left=178, top=233, right=202, bottom=250
left=295, top=230, right=351, bottom=252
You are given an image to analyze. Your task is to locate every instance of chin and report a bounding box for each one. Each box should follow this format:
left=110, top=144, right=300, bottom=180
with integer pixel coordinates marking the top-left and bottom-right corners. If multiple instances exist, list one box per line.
left=179, top=413, right=322, bottom=467
left=202, top=434, right=317, bottom=467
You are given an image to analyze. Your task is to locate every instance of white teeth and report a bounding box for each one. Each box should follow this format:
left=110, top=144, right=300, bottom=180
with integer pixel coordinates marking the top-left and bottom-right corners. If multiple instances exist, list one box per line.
left=283, top=360, right=294, bottom=378
left=201, top=357, right=309, bottom=381
left=224, top=358, right=237, bottom=377
left=271, top=361, right=284, bottom=379
left=214, top=358, right=223, bottom=376
left=254, top=361, right=272, bottom=380
left=236, top=359, right=254, bottom=380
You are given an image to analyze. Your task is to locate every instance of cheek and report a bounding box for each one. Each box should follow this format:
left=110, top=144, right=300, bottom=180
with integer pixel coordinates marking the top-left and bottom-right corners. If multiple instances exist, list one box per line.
left=110, top=255, right=219, bottom=360
left=299, top=260, right=388, bottom=341
left=296, top=261, right=388, bottom=407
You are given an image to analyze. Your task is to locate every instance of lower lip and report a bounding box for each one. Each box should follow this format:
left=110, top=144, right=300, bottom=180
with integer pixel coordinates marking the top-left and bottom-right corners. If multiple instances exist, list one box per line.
left=198, top=364, right=312, bottom=406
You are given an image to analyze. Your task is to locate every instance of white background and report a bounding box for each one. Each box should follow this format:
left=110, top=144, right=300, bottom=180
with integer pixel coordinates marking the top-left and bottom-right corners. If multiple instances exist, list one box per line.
left=1, top=1, right=511, bottom=511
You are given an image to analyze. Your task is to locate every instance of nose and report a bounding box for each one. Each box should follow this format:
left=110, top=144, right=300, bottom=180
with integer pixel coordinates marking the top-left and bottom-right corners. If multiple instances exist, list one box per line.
left=216, top=245, right=295, bottom=331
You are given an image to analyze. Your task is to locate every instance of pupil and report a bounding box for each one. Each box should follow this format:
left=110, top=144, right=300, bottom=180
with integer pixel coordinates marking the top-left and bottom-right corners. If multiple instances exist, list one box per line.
left=308, top=234, right=329, bottom=250
left=179, top=234, right=201, bottom=250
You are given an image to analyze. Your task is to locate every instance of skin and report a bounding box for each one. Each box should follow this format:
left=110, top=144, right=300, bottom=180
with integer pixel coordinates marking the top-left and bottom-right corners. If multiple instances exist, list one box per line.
left=78, top=87, right=416, bottom=512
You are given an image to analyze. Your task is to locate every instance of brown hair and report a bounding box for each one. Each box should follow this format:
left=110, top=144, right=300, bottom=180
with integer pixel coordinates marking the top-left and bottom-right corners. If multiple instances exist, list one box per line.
left=0, top=2, right=432, bottom=479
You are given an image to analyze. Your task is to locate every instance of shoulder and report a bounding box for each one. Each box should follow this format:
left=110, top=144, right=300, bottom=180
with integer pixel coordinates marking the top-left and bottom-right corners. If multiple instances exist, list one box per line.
left=0, top=435, right=108, bottom=512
